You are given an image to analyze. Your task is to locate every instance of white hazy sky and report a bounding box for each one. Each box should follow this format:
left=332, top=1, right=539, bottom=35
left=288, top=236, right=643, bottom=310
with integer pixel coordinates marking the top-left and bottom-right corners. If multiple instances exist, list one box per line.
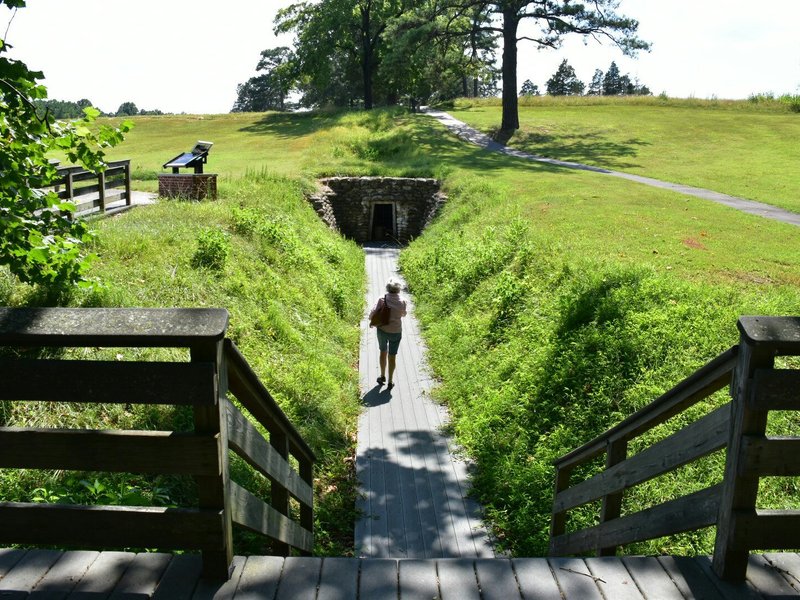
left=3, top=0, right=799, bottom=115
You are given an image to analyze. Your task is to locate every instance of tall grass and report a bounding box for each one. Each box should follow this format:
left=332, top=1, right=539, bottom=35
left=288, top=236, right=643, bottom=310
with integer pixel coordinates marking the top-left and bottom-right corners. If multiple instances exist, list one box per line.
left=400, top=173, right=800, bottom=556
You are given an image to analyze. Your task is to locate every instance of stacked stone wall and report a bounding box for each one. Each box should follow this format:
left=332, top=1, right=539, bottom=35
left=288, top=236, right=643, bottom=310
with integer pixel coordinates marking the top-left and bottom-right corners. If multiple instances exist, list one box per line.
left=309, top=177, right=444, bottom=244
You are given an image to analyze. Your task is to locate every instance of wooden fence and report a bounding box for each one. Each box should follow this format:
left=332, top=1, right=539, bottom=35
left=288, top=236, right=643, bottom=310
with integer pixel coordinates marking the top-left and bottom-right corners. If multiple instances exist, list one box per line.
left=0, top=307, right=314, bottom=580
left=550, top=316, right=800, bottom=582
left=51, top=160, right=132, bottom=216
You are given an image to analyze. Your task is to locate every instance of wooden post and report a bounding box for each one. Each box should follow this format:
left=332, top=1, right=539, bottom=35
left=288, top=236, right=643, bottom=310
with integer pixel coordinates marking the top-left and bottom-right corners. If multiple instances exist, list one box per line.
left=98, top=170, right=106, bottom=212
left=712, top=318, right=776, bottom=581
left=549, top=465, right=573, bottom=551
left=65, top=172, right=74, bottom=204
left=270, top=430, right=290, bottom=556
left=299, top=457, right=314, bottom=556
left=124, top=160, right=132, bottom=206
left=191, top=341, right=234, bottom=580
left=598, top=439, right=628, bottom=556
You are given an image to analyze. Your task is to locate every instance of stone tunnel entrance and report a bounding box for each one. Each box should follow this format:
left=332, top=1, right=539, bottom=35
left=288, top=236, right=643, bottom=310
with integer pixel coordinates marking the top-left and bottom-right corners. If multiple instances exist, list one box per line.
left=309, top=177, right=445, bottom=244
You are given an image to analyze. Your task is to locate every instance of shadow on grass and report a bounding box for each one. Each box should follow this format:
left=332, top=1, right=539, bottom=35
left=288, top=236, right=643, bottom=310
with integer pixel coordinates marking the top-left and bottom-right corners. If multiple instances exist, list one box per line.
left=492, top=128, right=650, bottom=171
left=239, top=110, right=344, bottom=138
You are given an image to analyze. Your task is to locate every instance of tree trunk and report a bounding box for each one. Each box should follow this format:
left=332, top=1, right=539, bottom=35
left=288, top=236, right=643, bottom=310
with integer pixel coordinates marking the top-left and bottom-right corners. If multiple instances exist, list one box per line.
left=500, top=7, right=520, bottom=131
left=361, top=7, right=374, bottom=109
left=462, top=76, right=469, bottom=97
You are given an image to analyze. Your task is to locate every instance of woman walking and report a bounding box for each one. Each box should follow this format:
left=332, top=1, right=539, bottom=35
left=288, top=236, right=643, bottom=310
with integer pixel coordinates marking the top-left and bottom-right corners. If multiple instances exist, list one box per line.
left=369, top=277, right=407, bottom=390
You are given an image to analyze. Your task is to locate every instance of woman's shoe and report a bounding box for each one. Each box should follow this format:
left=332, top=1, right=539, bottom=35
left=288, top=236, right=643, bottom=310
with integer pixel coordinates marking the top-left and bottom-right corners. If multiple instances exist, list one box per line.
left=387, top=381, right=395, bottom=390
left=377, top=376, right=386, bottom=386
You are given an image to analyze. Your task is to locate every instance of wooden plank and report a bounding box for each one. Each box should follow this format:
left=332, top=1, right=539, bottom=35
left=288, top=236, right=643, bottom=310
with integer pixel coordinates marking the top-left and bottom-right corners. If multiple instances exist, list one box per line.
left=549, top=558, right=604, bottom=600
left=398, top=559, right=438, bottom=600
left=584, top=557, right=644, bottom=600
left=0, top=548, right=27, bottom=577
left=232, top=555, right=283, bottom=600
left=189, top=555, right=245, bottom=600
left=66, top=551, right=135, bottom=600
left=599, top=439, right=628, bottom=556
left=734, top=510, right=800, bottom=550
left=740, top=436, right=800, bottom=476
left=436, top=560, right=479, bottom=600
left=693, top=555, right=762, bottom=600
left=151, top=554, right=203, bottom=600
left=553, top=406, right=729, bottom=513
left=109, top=552, right=172, bottom=599
left=474, top=559, right=520, bottom=600
left=226, top=402, right=313, bottom=506
left=762, top=553, right=800, bottom=592
left=0, top=359, right=216, bottom=405
left=359, top=559, right=398, bottom=600
left=229, top=482, right=313, bottom=552
left=0, top=503, right=224, bottom=550
left=745, top=555, right=800, bottom=596
left=274, top=557, right=322, bottom=600
left=554, top=347, right=737, bottom=470
left=511, top=558, right=561, bottom=600
left=550, top=484, right=721, bottom=556
left=621, top=556, right=683, bottom=599
left=0, top=307, right=229, bottom=348
left=752, top=369, right=800, bottom=410
left=0, top=428, right=219, bottom=475
left=29, top=551, right=100, bottom=600
left=0, top=549, right=62, bottom=599
left=656, top=556, right=727, bottom=600
left=317, top=558, right=359, bottom=600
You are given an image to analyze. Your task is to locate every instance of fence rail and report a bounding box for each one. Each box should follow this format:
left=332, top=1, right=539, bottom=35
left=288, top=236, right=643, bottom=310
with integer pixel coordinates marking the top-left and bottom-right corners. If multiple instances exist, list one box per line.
left=51, top=160, right=132, bottom=216
left=0, top=307, right=314, bottom=580
left=550, top=316, right=800, bottom=582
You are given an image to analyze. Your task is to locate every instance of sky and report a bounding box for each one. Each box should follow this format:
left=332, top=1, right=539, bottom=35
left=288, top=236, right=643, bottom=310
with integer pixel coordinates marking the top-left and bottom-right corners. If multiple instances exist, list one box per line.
left=3, top=0, right=799, bottom=115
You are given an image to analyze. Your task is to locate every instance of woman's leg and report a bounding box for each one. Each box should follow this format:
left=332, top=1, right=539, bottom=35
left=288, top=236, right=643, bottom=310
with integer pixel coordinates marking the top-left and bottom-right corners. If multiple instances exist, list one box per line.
left=379, top=351, right=387, bottom=381
left=388, top=354, right=396, bottom=386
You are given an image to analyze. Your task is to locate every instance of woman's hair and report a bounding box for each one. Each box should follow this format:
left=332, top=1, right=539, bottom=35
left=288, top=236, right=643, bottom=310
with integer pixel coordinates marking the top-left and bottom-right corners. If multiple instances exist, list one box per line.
left=386, top=278, right=402, bottom=293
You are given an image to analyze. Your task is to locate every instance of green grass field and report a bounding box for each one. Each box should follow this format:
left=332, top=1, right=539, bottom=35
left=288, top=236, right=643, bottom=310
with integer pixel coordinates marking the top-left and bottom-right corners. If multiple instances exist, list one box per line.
left=8, top=99, right=800, bottom=558
left=448, top=96, right=800, bottom=213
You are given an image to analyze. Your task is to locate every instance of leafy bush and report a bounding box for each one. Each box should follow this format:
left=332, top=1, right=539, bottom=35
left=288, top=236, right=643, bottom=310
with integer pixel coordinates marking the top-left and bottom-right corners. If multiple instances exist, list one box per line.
left=191, top=227, right=230, bottom=270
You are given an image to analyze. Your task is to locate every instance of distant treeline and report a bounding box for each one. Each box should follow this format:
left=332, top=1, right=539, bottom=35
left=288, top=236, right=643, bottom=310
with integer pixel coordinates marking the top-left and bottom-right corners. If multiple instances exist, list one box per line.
left=521, top=60, right=651, bottom=97
left=34, top=98, right=166, bottom=119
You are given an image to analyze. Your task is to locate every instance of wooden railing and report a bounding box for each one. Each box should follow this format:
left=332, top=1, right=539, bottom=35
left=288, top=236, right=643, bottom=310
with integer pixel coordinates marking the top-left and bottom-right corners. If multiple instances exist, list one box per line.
left=51, top=160, right=132, bottom=216
left=0, top=307, right=314, bottom=579
left=550, top=316, right=800, bottom=581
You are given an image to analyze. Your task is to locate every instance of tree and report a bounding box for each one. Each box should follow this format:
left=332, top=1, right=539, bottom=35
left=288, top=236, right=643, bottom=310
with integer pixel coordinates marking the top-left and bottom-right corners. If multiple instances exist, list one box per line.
left=587, top=68, right=603, bottom=95
left=445, top=1, right=648, bottom=131
left=276, top=0, right=411, bottom=110
left=232, top=47, right=294, bottom=112
left=115, top=101, right=139, bottom=116
left=520, top=78, right=539, bottom=96
left=1, top=0, right=131, bottom=286
left=602, top=61, right=622, bottom=95
left=545, top=58, right=584, bottom=95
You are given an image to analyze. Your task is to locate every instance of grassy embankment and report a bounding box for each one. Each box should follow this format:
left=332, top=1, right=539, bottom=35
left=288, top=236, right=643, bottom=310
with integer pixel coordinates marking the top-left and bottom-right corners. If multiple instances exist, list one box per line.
left=2, top=99, right=799, bottom=558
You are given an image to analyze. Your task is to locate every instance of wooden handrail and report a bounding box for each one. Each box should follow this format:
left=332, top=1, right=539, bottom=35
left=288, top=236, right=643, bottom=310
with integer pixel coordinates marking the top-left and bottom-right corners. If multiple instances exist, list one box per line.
left=0, top=307, right=315, bottom=579
left=550, top=316, right=800, bottom=582
left=51, top=159, right=132, bottom=216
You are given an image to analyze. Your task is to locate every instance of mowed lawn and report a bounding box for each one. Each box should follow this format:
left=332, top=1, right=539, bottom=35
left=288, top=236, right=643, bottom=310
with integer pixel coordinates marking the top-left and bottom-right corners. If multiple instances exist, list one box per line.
left=447, top=97, right=800, bottom=213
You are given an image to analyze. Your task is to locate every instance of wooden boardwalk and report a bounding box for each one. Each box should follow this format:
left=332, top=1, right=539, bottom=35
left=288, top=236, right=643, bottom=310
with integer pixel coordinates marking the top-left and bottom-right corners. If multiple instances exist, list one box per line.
left=3, top=548, right=800, bottom=598
left=355, top=243, right=494, bottom=559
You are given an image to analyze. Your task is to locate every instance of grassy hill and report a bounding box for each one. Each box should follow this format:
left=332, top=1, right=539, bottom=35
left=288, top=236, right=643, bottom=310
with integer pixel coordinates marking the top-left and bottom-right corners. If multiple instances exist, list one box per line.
left=6, top=99, right=800, bottom=558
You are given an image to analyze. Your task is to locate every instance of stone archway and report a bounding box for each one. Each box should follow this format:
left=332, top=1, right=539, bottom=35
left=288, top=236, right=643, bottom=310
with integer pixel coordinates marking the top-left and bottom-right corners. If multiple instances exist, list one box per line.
left=309, top=177, right=445, bottom=244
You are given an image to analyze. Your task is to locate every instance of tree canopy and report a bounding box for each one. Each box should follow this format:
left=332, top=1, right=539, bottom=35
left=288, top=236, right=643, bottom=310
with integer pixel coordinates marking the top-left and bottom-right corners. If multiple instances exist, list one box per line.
left=1, top=0, right=131, bottom=286
left=232, top=47, right=294, bottom=112
left=545, top=59, right=584, bottom=95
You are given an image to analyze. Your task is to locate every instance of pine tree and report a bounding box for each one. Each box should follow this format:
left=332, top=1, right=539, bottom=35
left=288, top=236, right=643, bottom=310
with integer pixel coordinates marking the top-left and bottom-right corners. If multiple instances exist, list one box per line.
left=520, top=79, right=540, bottom=96
left=546, top=59, right=585, bottom=96
left=602, top=61, right=622, bottom=95
left=587, top=69, right=604, bottom=95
